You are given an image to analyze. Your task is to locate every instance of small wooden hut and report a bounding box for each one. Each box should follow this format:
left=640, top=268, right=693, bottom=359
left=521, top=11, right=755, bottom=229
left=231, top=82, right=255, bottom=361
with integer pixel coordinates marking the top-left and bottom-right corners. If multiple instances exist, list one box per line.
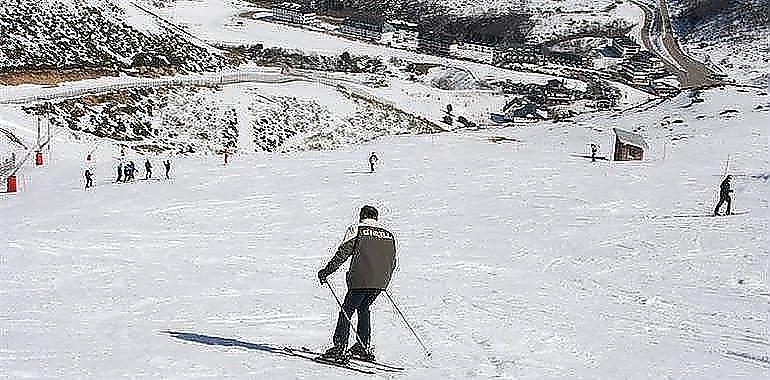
left=613, top=128, right=648, bottom=161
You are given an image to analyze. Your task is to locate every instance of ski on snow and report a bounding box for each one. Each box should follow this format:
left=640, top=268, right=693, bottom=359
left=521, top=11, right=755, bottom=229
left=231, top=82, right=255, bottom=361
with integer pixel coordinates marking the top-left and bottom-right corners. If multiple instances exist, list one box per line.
left=296, top=346, right=405, bottom=372
left=311, top=356, right=377, bottom=374
left=277, top=346, right=377, bottom=375
left=276, top=346, right=405, bottom=374
left=282, top=347, right=405, bottom=372
left=650, top=210, right=750, bottom=220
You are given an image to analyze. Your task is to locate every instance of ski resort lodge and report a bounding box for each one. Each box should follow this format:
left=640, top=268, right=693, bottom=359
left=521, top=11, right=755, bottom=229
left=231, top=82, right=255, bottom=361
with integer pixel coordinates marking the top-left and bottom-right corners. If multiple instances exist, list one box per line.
left=613, top=128, right=648, bottom=161
left=621, top=51, right=666, bottom=87
left=272, top=2, right=318, bottom=25
left=611, top=36, right=641, bottom=57
left=388, top=20, right=419, bottom=51
left=418, top=33, right=457, bottom=57
left=451, top=37, right=499, bottom=64
left=339, top=16, right=394, bottom=44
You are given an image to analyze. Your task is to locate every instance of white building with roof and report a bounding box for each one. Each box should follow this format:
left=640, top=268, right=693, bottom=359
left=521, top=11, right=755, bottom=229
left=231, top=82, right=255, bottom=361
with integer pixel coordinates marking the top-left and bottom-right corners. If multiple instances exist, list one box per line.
left=612, top=36, right=641, bottom=58
left=388, top=19, right=419, bottom=51
left=339, top=16, right=394, bottom=44
left=272, top=2, right=317, bottom=25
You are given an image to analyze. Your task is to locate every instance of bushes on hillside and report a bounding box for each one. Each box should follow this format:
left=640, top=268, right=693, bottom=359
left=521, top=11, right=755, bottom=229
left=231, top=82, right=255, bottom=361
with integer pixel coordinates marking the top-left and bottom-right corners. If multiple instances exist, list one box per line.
left=0, top=0, right=222, bottom=74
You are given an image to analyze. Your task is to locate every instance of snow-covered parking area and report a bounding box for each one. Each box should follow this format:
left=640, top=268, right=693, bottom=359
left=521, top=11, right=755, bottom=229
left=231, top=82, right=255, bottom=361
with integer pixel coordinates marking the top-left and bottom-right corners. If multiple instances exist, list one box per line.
left=2, top=87, right=768, bottom=379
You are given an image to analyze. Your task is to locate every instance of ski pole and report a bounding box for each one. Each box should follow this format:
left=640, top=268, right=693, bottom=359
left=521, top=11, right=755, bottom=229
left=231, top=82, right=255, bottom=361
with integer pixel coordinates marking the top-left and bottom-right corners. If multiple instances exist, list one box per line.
left=326, top=282, right=371, bottom=356
left=384, top=290, right=432, bottom=357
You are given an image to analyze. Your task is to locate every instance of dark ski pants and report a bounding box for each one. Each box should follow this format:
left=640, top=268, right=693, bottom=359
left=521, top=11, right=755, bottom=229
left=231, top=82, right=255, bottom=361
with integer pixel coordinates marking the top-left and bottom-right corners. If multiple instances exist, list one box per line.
left=333, top=288, right=381, bottom=348
left=714, top=195, right=732, bottom=215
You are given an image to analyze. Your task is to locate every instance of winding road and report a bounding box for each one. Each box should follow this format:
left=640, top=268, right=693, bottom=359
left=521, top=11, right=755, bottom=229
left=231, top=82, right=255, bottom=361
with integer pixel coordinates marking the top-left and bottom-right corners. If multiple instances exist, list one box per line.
left=630, top=0, right=721, bottom=88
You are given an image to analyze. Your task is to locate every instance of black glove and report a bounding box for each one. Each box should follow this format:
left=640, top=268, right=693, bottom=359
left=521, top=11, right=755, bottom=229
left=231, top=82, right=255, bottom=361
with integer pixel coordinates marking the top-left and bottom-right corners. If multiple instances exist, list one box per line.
left=317, top=268, right=330, bottom=284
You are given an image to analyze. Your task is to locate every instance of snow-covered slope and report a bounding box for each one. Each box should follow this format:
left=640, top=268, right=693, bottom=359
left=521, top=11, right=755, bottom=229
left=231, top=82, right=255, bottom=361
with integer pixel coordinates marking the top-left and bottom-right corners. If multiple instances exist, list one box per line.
left=528, top=0, right=640, bottom=43
left=147, top=0, right=648, bottom=108
left=4, top=80, right=440, bottom=154
left=0, top=0, right=223, bottom=76
left=317, top=0, right=612, bottom=17
left=2, top=86, right=768, bottom=379
left=158, top=0, right=640, bottom=45
left=669, top=0, right=770, bottom=85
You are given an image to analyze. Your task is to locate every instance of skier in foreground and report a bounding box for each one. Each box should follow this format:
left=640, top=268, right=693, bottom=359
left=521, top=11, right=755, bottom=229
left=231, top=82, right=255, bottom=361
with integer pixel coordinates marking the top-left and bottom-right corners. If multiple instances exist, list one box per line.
left=317, top=205, right=397, bottom=364
left=714, top=174, right=733, bottom=216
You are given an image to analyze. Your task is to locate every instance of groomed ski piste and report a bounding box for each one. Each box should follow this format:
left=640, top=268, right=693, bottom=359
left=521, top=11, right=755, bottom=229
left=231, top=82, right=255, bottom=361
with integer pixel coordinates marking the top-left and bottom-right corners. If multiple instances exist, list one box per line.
left=2, top=85, right=769, bottom=378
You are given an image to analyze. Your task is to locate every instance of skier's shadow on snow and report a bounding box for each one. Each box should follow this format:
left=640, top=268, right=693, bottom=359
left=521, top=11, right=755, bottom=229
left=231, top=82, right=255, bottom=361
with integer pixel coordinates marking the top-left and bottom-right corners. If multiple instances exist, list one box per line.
left=656, top=214, right=714, bottom=219
left=163, top=331, right=293, bottom=357
left=569, top=154, right=608, bottom=161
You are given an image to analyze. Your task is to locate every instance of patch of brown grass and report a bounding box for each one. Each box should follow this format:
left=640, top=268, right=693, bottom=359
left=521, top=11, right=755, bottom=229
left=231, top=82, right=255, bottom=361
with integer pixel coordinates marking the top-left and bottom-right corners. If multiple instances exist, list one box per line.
left=0, top=68, right=119, bottom=86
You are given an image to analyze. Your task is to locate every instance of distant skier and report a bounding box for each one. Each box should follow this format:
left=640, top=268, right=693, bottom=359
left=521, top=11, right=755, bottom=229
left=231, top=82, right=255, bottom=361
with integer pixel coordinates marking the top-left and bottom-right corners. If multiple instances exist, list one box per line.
left=84, top=169, right=94, bottom=189
left=590, top=144, right=598, bottom=162
left=317, top=205, right=397, bottom=364
left=713, top=175, right=733, bottom=216
left=125, top=161, right=136, bottom=182
left=145, top=159, right=152, bottom=180
left=368, top=152, right=379, bottom=173
left=163, top=160, right=171, bottom=180
left=116, top=162, right=123, bottom=183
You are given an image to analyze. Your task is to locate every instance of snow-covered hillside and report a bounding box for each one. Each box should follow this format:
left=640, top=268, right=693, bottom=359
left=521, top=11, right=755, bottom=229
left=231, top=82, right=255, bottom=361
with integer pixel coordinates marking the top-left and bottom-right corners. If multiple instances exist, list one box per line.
left=527, top=0, right=641, bottom=43
left=2, top=86, right=768, bottom=379
left=669, top=0, right=770, bottom=85
left=0, top=0, right=223, bottom=79
left=320, top=0, right=612, bottom=17
left=157, top=0, right=640, bottom=45
left=25, top=86, right=240, bottom=154
left=8, top=81, right=440, bottom=154
left=149, top=0, right=649, bottom=105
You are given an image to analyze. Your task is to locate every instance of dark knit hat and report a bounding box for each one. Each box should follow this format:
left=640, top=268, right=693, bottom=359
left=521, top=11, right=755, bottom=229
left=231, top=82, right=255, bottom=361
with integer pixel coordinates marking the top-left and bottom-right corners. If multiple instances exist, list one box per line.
left=359, top=205, right=379, bottom=221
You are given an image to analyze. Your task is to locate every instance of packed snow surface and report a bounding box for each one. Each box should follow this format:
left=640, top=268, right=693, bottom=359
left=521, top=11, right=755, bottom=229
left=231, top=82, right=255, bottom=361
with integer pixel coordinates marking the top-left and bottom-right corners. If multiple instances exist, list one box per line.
left=2, top=87, right=768, bottom=378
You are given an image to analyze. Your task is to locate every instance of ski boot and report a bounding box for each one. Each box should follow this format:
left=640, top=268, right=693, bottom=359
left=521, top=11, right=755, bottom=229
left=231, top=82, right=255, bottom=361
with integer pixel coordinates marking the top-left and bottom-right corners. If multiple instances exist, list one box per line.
left=349, top=343, right=375, bottom=362
left=319, top=345, right=349, bottom=364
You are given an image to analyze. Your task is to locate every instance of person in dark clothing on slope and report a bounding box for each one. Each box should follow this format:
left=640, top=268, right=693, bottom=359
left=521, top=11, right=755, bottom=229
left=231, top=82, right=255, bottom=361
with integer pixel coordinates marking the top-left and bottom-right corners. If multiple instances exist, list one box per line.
left=590, top=144, right=598, bottom=162
left=85, top=169, right=94, bottom=189
left=368, top=152, right=379, bottom=173
left=116, top=162, right=123, bottom=183
left=714, top=175, right=733, bottom=216
left=144, top=159, right=152, bottom=180
left=163, top=160, right=171, bottom=180
left=317, top=205, right=397, bottom=363
left=125, top=161, right=135, bottom=182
